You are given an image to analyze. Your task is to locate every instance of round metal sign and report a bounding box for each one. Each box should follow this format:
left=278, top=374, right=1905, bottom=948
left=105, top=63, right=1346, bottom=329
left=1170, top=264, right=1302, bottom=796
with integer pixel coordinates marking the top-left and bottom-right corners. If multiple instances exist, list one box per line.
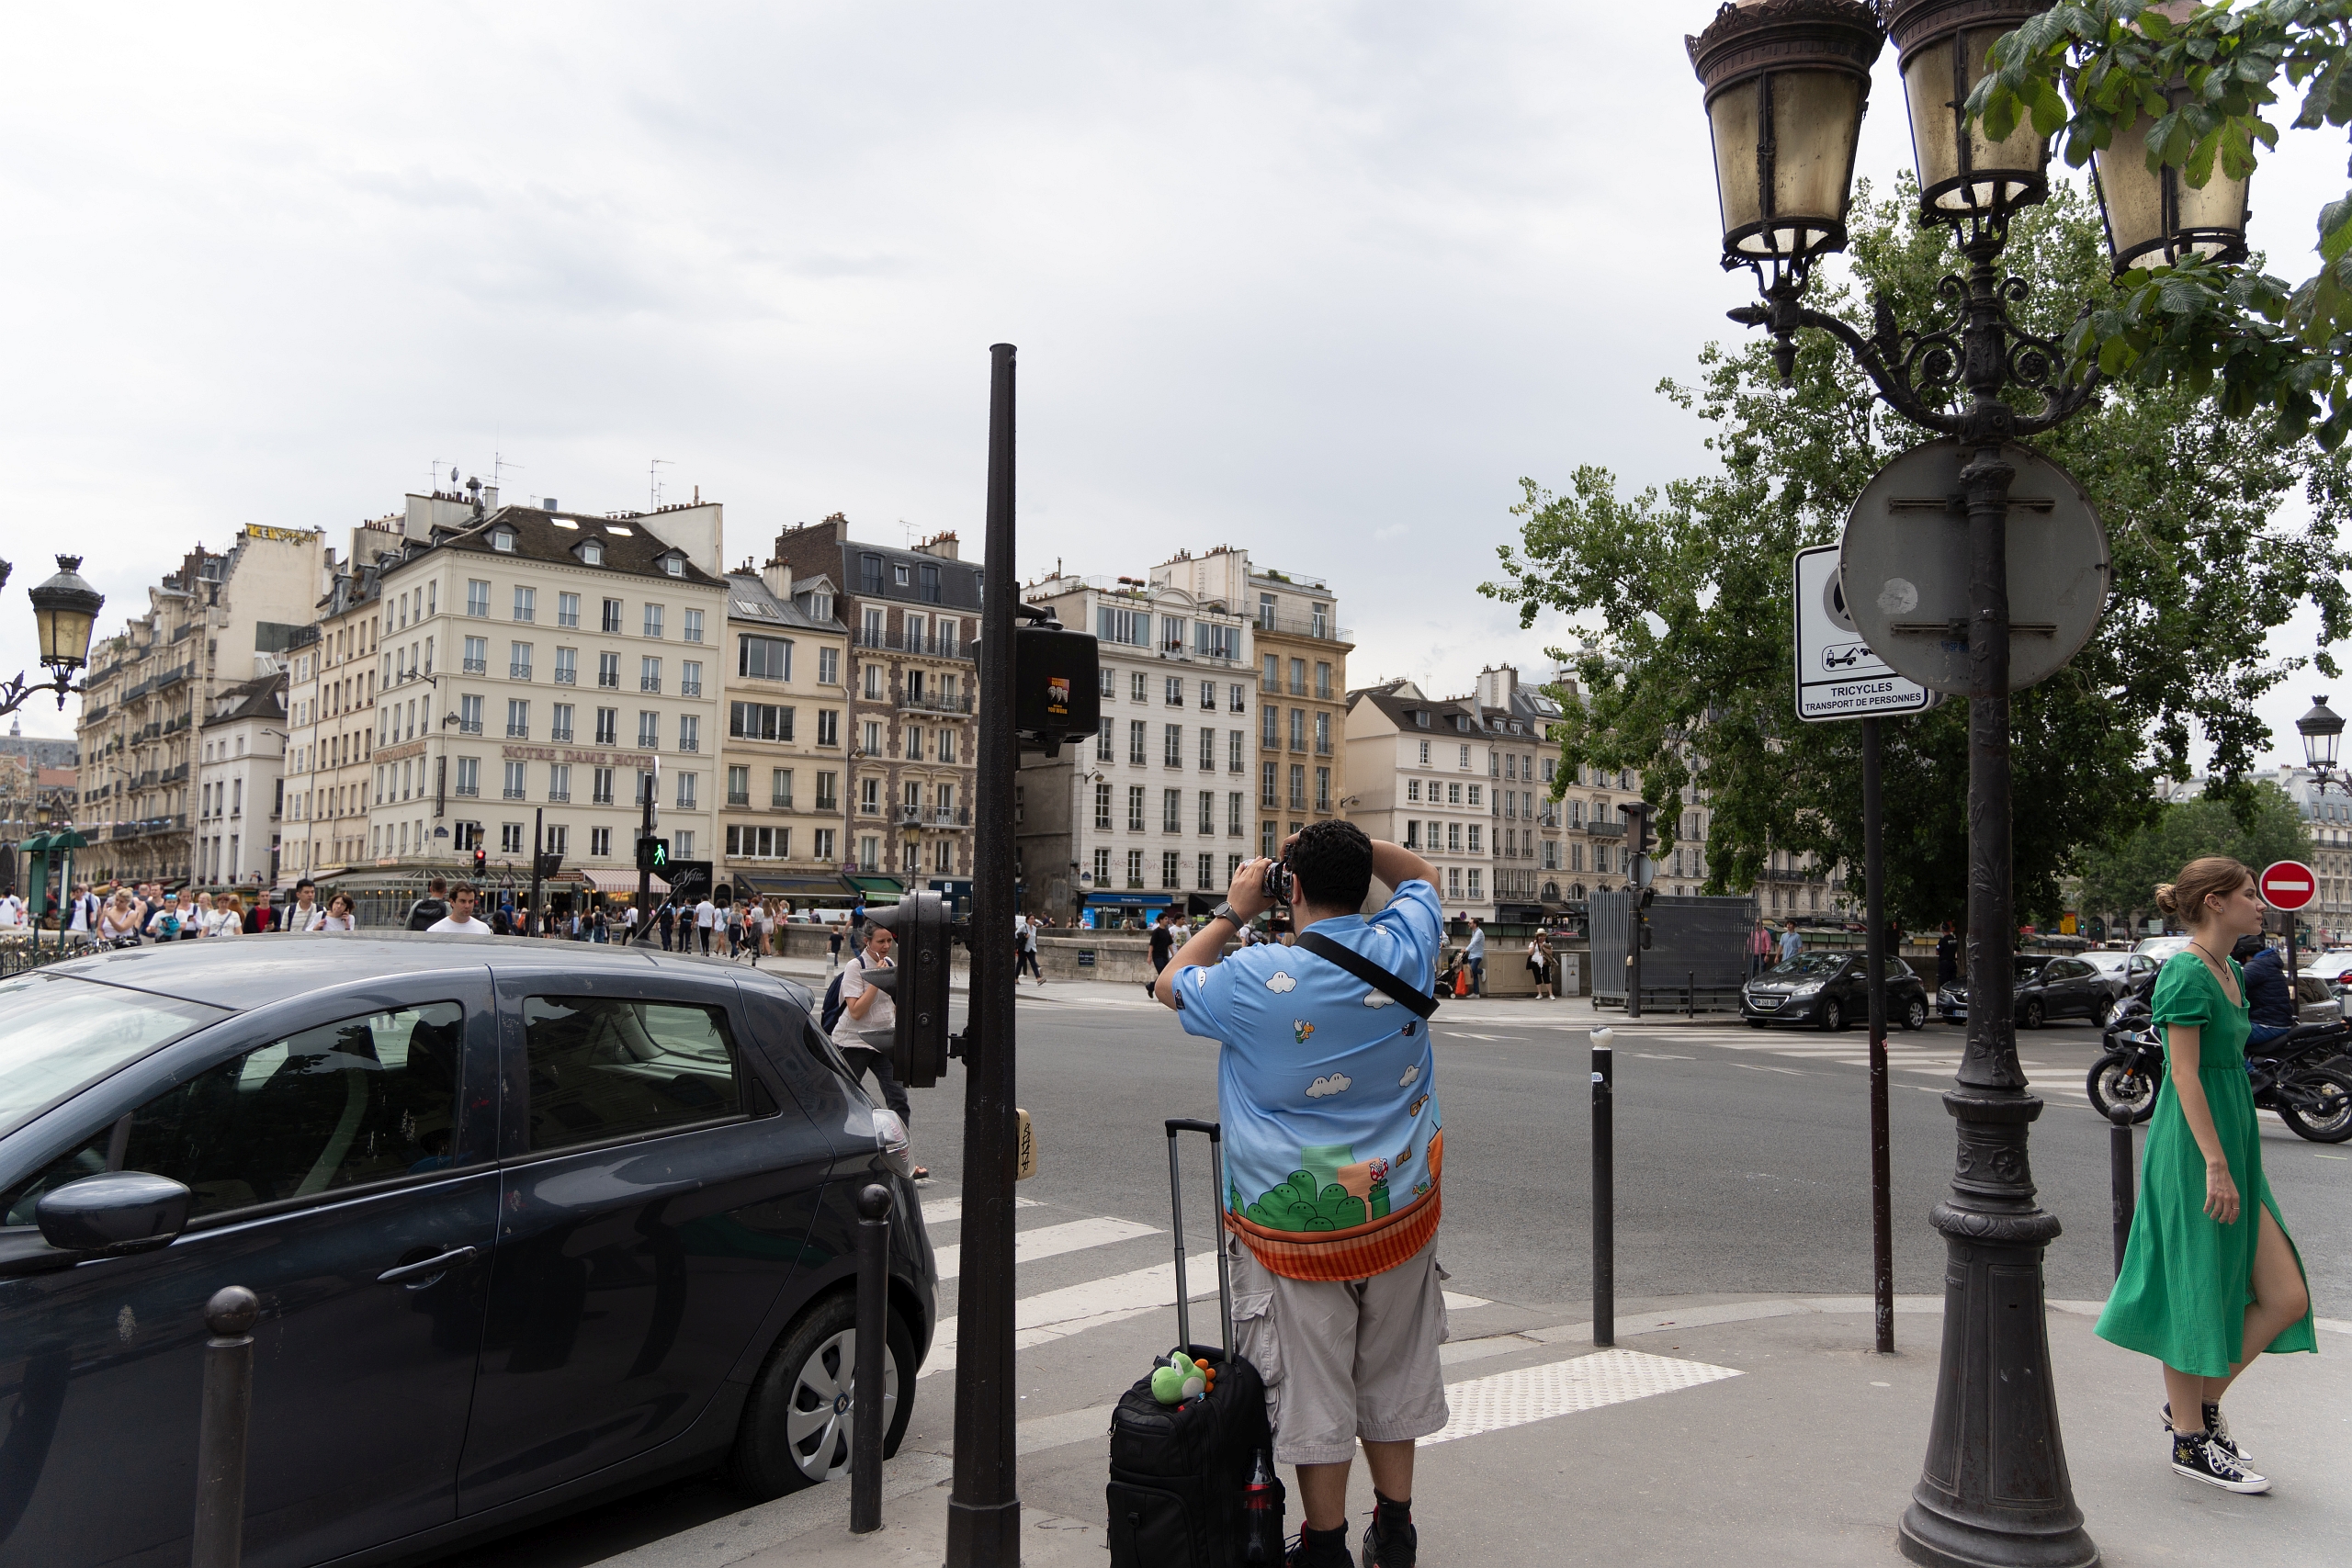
left=1840, top=440, right=2109, bottom=694
left=2259, top=860, right=2318, bottom=913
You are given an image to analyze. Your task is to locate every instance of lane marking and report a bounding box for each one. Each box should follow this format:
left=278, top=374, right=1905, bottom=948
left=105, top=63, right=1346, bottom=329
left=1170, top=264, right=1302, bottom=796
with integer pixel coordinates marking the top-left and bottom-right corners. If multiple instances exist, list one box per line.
left=1733, top=1063, right=1805, bottom=1076
left=933, top=1216, right=1161, bottom=1283
left=921, top=1195, right=1044, bottom=1227
left=1422, top=1348, right=1741, bottom=1446
left=923, top=1250, right=1221, bottom=1378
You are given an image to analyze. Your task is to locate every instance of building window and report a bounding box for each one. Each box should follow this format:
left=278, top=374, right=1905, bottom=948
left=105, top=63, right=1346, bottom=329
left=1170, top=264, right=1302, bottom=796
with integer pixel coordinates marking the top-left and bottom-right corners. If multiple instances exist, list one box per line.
left=640, top=656, right=662, bottom=693
left=594, top=766, right=616, bottom=806
left=462, top=635, right=487, bottom=673
left=1164, top=724, right=1183, bottom=767
left=508, top=641, right=533, bottom=680
left=579, top=539, right=605, bottom=566
left=818, top=647, right=840, bottom=684
left=1468, top=784, right=1482, bottom=807
left=861, top=719, right=882, bottom=754
left=1261, top=761, right=1277, bottom=808
left=771, top=768, right=793, bottom=807
left=505, top=699, right=529, bottom=739
left=502, top=821, right=526, bottom=853
left=729, top=766, right=751, bottom=807
left=1447, top=866, right=1462, bottom=897
left=1199, top=680, right=1216, bottom=711
left=683, top=608, right=705, bottom=643
left=1164, top=677, right=1182, bottom=706
left=1162, top=789, right=1182, bottom=833
left=861, top=777, right=880, bottom=815
left=503, top=761, right=527, bottom=801
left=548, top=764, right=571, bottom=803
left=816, top=772, right=839, bottom=812
left=1161, top=852, right=1181, bottom=889
left=554, top=646, right=577, bottom=685
left=597, top=651, right=619, bottom=688
left=1261, top=653, right=1279, bottom=693
left=1466, top=823, right=1482, bottom=853
left=1315, top=767, right=1330, bottom=810
left=639, top=711, right=661, bottom=749
left=731, top=702, right=794, bottom=741
left=817, top=709, right=839, bottom=747
left=1227, top=792, right=1243, bottom=836
left=1198, top=790, right=1215, bottom=834
left=1288, top=764, right=1306, bottom=810
left=1315, top=712, right=1330, bottom=754
left=467, top=580, right=491, bottom=617
left=1127, top=785, right=1147, bottom=832
left=557, top=592, right=580, bottom=628
left=1199, top=727, right=1216, bottom=771
left=1095, top=782, right=1114, bottom=830
left=1447, top=822, right=1463, bottom=852
left=740, top=635, right=791, bottom=680
left=1198, top=852, right=1215, bottom=890
left=455, top=757, right=480, bottom=797
left=458, top=694, right=484, bottom=734
left=602, top=598, right=623, bottom=634
left=1093, top=847, right=1112, bottom=886
left=1129, top=720, right=1147, bottom=765
left=681, top=660, right=702, bottom=697
left=513, top=586, right=535, bottom=622
left=588, top=826, right=611, bottom=859
left=675, top=772, right=697, bottom=808
left=550, top=703, right=574, bottom=742
left=1468, top=868, right=1484, bottom=899
left=1096, top=717, right=1114, bottom=761
left=594, top=707, right=617, bottom=746
left=644, top=604, right=665, bottom=639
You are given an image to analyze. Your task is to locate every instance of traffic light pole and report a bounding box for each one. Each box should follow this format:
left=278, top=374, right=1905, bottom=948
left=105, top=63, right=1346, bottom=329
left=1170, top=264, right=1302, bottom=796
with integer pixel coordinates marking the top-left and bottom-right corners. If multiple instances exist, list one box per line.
left=946, top=342, right=1023, bottom=1568
left=634, top=772, right=656, bottom=943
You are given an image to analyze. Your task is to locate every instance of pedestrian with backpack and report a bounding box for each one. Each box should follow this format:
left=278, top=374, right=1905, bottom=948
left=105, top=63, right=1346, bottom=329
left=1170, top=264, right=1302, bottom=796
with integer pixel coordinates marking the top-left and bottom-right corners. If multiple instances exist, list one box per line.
left=1153, top=820, right=1446, bottom=1568
left=825, top=921, right=928, bottom=1180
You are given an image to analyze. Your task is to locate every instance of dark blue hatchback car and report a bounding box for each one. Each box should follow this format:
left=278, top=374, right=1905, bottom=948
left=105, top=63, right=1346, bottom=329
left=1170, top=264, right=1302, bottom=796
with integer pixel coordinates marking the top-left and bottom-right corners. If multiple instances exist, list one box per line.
left=0, top=935, right=936, bottom=1568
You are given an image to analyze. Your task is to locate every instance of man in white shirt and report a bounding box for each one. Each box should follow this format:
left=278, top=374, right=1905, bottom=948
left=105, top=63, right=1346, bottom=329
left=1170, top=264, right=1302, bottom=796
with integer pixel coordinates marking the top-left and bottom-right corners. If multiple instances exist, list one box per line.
left=0, top=892, right=21, bottom=929
left=426, top=885, right=495, bottom=935
left=694, top=895, right=718, bottom=955
left=833, top=922, right=925, bottom=1178
left=283, top=879, right=324, bottom=934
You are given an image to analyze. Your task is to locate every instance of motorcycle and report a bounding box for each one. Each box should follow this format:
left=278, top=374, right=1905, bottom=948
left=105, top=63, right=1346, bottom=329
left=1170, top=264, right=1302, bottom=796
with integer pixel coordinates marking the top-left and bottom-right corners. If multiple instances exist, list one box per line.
left=2087, top=998, right=2352, bottom=1143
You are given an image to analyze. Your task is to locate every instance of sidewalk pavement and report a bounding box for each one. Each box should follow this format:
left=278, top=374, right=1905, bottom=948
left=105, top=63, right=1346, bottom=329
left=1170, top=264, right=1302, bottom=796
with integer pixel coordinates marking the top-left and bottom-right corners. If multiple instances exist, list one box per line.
left=594, top=1294, right=2349, bottom=1568
left=742, top=951, right=1747, bottom=1027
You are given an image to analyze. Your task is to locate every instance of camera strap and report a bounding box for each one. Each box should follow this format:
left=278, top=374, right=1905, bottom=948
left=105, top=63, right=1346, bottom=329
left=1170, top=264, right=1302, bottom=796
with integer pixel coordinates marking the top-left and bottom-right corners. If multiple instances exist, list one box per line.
left=1296, top=931, right=1440, bottom=1020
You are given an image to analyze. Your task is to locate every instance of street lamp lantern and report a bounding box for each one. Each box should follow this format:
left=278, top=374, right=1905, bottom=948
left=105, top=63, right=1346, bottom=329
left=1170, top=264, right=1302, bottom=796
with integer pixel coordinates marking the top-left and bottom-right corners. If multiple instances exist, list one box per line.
left=29, top=556, right=103, bottom=686
left=2298, top=695, right=2344, bottom=774
left=2087, top=2, right=2251, bottom=273
left=1686, top=0, right=1885, bottom=276
left=1884, top=0, right=2055, bottom=222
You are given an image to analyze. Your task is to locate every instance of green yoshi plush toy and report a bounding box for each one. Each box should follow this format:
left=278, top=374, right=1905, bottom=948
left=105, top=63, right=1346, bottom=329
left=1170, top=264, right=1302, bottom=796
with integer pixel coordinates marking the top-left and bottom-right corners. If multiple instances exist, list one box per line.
left=1148, top=1350, right=1214, bottom=1404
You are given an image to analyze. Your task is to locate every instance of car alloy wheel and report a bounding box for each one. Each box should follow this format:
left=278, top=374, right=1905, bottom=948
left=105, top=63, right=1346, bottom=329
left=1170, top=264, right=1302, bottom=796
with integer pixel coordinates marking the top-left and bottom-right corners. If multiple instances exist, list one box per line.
left=2022, top=999, right=2044, bottom=1030
left=1822, top=998, right=1844, bottom=1032
left=729, top=1289, right=915, bottom=1497
left=1902, top=997, right=1928, bottom=1032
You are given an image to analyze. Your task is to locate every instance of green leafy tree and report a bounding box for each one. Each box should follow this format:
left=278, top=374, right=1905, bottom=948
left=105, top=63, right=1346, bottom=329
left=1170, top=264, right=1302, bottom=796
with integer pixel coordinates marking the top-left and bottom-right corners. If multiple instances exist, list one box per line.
left=1972, top=2, right=2352, bottom=443
left=2075, top=779, right=2312, bottom=923
left=1481, top=180, right=2350, bottom=932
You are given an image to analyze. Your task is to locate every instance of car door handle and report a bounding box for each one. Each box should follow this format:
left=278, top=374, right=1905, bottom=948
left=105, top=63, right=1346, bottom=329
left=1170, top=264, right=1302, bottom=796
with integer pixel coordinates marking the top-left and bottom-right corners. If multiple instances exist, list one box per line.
left=378, top=1245, right=481, bottom=1284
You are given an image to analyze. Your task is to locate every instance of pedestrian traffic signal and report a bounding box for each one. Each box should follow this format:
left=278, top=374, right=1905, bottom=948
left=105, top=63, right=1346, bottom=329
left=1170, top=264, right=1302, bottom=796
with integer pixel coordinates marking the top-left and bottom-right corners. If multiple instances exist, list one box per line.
left=866, top=891, right=953, bottom=1089
left=636, top=836, right=670, bottom=873
left=472, top=849, right=487, bottom=874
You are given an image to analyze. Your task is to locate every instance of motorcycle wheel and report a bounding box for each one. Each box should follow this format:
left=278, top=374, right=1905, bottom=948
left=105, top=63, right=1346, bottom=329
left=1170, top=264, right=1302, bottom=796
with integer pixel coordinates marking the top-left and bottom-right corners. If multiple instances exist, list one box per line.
left=2086, top=1053, right=2161, bottom=1125
left=2276, top=1067, right=2352, bottom=1144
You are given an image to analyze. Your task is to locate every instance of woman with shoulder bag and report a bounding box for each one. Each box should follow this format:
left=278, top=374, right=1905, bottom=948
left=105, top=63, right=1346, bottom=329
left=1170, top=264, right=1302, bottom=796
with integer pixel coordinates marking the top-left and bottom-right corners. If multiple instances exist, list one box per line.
left=1528, top=931, right=1554, bottom=1000
left=2095, top=856, right=2317, bottom=1494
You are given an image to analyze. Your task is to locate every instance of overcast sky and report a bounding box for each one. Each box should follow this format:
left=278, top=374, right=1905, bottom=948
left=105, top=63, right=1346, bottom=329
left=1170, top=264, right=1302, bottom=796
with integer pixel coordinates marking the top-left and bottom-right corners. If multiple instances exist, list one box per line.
left=3, top=2, right=2342, bottom=773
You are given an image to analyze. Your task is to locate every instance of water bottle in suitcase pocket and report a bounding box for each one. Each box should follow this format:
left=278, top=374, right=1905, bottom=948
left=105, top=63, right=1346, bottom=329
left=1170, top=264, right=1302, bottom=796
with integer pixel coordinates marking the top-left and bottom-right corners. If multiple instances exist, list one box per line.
left=1106, top=1120, right=1286, bottom=1568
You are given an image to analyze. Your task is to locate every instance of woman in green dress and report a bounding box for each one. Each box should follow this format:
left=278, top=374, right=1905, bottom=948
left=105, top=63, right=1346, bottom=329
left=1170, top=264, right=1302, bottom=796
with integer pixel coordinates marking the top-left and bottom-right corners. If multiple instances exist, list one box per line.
left=2096, top=856, right=2316, bottom=1493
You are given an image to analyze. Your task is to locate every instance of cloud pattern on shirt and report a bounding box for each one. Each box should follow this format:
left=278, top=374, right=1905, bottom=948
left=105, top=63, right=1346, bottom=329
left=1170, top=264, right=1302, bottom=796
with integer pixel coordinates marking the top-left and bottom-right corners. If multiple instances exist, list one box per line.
left=1363, top=989, right=1393, bottom=1009
left=1306, top=1074, right=1352, bottom=1099
left=1397, top=1064, right=1420, bottom=1089
left=1266, top=971, right=1297, bottom=994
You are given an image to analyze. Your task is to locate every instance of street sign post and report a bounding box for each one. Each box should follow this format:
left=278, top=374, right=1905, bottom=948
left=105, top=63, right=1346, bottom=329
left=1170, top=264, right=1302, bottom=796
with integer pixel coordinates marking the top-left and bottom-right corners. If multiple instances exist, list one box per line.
left=2262, top=859, right=2320, bottom=998
left=1793, top=545, right=1933, bottom=722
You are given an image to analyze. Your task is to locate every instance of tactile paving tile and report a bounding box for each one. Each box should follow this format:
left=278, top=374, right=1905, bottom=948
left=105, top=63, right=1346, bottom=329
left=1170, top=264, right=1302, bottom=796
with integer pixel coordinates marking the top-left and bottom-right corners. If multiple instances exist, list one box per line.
left=1422, top=1347, right=1742, bottom=1446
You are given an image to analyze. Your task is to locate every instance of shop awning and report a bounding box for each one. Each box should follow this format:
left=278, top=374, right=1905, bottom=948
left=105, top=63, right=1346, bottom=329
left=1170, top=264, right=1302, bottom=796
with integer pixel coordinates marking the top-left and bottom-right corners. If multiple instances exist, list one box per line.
left=1084, top=892, right=1172, bottom=907
left=584, top=869, right=667, bottom=895
left=845, top=875, right=905, bottom=898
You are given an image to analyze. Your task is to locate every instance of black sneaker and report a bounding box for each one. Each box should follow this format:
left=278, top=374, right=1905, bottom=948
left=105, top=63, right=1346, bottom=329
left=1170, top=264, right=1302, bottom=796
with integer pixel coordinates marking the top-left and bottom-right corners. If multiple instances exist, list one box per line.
left=2161, top=1402, right=2248, bottom=1461
left=1286, top=1528, right=1351, bottom=1568
left=1361, top=1497, right=1417, bottom=1568
left=2170, top=1428, right=2270, bottom=1494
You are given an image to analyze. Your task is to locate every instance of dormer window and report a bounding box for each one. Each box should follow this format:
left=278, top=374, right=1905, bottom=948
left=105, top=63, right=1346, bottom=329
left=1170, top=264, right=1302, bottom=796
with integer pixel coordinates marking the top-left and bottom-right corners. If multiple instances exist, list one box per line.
left=661, top=553, right=684, bottom=578
left=810, top=592, right=833, bottom=622
left=490, top=526, right=516, bottom=553
left=578, top=539, right=605, bottom=567
left=1414, top=710, right=1429, bottom=728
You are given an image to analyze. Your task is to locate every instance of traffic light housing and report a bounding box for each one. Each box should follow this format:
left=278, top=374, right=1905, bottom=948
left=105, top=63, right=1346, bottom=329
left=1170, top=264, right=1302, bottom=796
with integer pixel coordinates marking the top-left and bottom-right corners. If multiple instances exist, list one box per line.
left=866, top=891, right=953, bottom=1089
left=636, top=836, right=670, bottom=874
left=472, top=849, right=487, bottom=874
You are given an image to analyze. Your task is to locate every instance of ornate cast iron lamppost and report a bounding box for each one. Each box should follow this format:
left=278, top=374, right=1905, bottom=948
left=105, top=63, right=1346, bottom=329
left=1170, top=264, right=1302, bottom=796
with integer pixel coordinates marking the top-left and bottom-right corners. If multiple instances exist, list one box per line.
left=2298, top=696, right=2346, bottom=796
left=0, top=556, right=105, bottom=718
left=1681, top=2, right=2210, bottom=1563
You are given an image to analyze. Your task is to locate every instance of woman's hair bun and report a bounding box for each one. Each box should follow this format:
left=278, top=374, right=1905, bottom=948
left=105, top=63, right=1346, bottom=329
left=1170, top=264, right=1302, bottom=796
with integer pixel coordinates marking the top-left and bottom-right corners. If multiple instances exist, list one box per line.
left=2153, top=884, right=2180, bottom=917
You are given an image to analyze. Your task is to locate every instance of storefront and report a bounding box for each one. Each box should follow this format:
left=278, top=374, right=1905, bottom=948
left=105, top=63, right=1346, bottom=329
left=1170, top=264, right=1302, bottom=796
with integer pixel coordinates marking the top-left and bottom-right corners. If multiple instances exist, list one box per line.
left=1080, top=890, right=1172, bottom=930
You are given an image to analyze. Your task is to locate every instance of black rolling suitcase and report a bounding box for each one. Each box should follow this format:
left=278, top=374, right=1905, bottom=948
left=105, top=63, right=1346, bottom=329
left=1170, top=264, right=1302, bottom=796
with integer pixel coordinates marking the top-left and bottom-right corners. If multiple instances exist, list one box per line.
left=1106, top=1119, right=1286, bottom=1568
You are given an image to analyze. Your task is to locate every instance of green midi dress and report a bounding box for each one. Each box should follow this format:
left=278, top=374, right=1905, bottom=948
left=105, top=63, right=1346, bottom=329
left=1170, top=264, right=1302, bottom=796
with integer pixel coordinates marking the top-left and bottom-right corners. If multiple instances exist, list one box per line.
left=2095, top=952, right=2317, bottom=1376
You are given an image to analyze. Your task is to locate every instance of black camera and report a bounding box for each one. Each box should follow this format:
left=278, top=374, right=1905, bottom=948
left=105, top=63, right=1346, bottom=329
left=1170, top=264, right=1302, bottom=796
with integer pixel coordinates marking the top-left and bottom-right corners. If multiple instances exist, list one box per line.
left=1260, top=857, right=1293, bottom=906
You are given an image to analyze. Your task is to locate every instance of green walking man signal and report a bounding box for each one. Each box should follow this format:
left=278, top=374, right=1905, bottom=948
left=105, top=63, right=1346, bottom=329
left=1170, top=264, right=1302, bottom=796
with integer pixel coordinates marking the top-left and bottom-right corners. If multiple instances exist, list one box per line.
left=637, top=836, right=670, bottom=873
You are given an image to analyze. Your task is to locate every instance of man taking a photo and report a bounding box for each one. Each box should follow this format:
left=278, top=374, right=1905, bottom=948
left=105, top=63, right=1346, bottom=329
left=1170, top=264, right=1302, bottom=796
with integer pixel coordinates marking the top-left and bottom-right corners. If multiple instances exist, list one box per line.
left=1154, top=820, right=1444, bottom=1568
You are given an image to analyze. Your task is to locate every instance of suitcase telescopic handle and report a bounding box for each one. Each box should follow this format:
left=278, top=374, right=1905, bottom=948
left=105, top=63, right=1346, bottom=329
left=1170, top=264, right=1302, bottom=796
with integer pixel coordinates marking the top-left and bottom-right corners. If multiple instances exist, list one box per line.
left=1163, top=1119, right=1234, bottom=1357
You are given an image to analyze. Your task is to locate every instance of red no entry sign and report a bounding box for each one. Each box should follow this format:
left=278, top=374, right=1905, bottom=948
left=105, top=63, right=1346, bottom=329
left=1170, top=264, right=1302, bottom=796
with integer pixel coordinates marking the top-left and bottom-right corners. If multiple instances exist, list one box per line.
left=2259, top=860, right=2318, bottom=912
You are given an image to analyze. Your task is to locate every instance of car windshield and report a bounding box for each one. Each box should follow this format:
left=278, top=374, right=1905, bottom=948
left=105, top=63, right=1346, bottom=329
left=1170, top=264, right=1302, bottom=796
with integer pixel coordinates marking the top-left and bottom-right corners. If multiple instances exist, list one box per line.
left=1762, top=954, right=1844, bottom=979
left=0, top=972, right=227, bottom=1142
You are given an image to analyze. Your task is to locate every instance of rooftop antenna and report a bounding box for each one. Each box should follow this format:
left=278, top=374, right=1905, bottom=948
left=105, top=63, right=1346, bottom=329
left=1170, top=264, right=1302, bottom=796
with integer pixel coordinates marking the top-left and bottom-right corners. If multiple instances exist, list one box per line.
left=428, top=457, right=445, bottom=495
left=492, top=449, right=522, bottom=494
left=650, top=457, right=672, bottom=510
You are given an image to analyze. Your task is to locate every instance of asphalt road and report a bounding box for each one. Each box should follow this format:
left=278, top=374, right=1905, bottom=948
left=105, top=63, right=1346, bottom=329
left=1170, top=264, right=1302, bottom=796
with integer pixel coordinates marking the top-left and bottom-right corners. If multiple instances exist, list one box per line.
left=426, top=989, right=2352, bottom=1567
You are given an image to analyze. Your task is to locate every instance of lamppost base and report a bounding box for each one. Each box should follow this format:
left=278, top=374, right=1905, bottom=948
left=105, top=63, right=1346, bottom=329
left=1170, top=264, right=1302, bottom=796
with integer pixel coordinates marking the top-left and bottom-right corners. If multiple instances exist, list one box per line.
left=1899, top=1502, right=2098, bottom=1568
left=944, top=1495, right=1023, bottom=1567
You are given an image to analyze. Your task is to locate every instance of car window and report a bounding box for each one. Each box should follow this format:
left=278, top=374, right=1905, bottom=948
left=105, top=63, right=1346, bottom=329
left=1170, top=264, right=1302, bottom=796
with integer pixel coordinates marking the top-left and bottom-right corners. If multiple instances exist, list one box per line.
left=4, top=1000, right=466, bottom=1226
left=1762, top=954, right=1843, bottom=978
left=0, top=971, right=227, bottom=1143
left=522, top=996, right=746, bottom=1152
left=2039, top=959, right=2083, bottom=981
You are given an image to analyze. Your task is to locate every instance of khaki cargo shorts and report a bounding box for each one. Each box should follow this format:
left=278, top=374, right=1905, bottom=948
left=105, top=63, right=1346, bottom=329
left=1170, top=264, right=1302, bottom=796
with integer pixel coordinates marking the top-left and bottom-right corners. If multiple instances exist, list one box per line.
left=1226, top=1233, right=1452, bottom=1467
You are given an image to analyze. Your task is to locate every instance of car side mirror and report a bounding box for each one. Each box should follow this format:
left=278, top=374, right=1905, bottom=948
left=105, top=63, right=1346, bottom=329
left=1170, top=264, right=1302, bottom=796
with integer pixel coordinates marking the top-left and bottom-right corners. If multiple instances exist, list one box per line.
left=35, top=1172, right=192, bottom=1257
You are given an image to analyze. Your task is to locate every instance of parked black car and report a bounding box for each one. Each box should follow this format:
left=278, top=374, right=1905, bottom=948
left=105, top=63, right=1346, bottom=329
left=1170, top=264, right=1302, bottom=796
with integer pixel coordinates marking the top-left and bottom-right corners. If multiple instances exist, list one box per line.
left=1741, top=952, right=1930, bottom=1031
left=0, top=934, right=935, bottom=1568
left=1938, top=953, right=2140, bottom=1028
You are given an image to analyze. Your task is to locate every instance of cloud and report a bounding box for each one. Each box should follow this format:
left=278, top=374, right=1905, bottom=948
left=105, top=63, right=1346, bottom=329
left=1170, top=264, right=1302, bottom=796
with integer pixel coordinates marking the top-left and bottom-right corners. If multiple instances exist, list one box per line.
left=1306, top=1074, right=1352, bottom=1099
left=1362, top=989, right=1394, bottom=1009
left=1265, top=971, right=1297, bottom=994
left=1373, top=523, right=1408, bottom=541
left=1397, top=1064, right=1420, bottom=1088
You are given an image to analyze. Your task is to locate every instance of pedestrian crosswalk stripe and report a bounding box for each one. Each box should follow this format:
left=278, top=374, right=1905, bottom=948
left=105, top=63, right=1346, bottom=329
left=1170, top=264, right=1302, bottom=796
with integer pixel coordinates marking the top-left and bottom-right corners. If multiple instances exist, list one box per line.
left=920, top=1195, right=1044, bottom=1228
left=932, top=1216, right=1160, bottom=1283
left=1421, top=1348, right=1741, bottom=1446
left=922, top=1250, right=1220, bottom=1380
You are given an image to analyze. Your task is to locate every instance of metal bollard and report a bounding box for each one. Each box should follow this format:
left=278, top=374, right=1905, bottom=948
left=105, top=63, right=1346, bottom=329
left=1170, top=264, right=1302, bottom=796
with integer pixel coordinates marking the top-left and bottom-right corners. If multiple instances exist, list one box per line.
left=192, top=1285, right=259, bottom=1568
left=2106, top=1103, right=2135, bottom=1280
left=1686, top=970, right=1695, bottom=1020
left=1590, top=1028, right=1614, bottom=1348
left=852, top=1183, right=891, bottom=1533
